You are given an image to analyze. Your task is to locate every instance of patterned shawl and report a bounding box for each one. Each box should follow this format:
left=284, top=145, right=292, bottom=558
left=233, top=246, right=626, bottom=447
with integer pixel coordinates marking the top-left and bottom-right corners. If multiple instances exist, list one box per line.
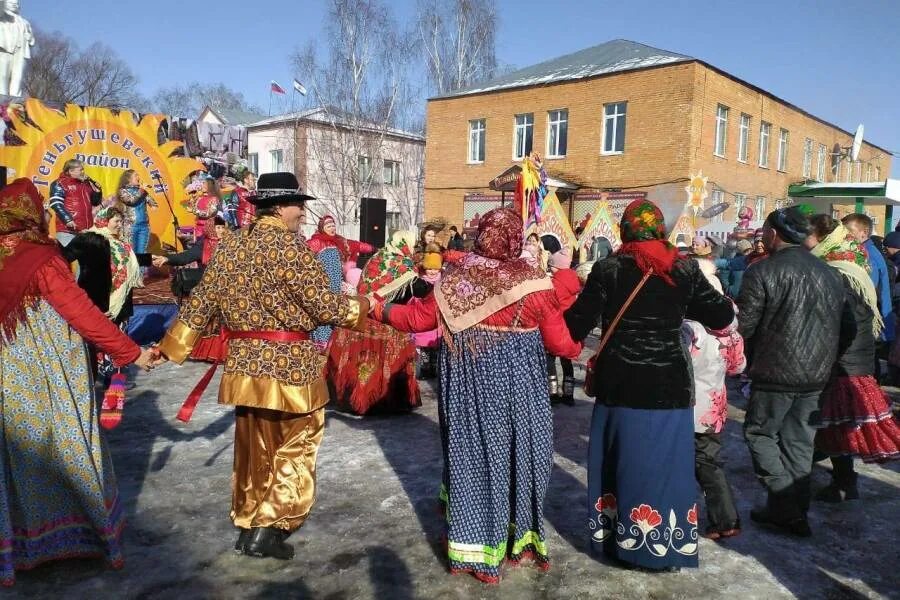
left=617, top=199, right=679, bottom=286
left=435, top=208, right=551, bottom=333
left=811, top=223, right=883, bottom=336
left=87, top=205, right=143, bottom=319
left=0, top=178, right=60, bottom=342
left=358, top=230, right=418, bottom=302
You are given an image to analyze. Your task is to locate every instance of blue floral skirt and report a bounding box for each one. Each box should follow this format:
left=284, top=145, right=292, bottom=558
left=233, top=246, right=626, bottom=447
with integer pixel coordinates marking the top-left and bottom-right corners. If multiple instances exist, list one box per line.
left=587, top=404, right=699, bottom=570
left=438, top=327, right=552, bottom=583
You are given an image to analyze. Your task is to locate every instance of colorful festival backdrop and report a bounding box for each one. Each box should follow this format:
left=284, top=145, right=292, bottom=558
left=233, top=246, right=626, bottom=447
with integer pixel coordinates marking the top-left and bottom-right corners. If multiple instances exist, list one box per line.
left=577, top=201, right=621, bottom=254
left=524, top=189, right=577, bottom=248
left=0, top=99, right=202, bottom=251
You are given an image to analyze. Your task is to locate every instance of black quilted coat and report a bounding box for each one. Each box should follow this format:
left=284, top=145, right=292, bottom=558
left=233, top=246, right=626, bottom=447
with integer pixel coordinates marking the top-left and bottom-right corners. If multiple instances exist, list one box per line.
left=737, top=246, right=846, bottom=391
left=565, top=255, right=734, bottom=410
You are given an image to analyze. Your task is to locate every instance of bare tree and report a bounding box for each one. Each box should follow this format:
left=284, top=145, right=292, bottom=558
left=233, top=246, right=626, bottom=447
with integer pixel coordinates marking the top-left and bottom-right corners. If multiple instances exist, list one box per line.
left=416, top=0, right=498, bottom=95
left=153, top=82, right=260, bottom=117
left=24, top=28, right=146, bottom=109
left=290, top=0, right=420, bottom=234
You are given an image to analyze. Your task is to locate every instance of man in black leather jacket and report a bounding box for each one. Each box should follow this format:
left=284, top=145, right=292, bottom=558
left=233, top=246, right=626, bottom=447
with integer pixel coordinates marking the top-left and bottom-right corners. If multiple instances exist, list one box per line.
left=737, top=207, right=845, bottom=537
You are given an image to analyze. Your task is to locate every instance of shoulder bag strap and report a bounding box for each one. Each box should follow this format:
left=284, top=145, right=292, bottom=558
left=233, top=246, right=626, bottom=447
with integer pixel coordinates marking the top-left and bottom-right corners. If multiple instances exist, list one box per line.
left=589, top=268, right=653, bottom=361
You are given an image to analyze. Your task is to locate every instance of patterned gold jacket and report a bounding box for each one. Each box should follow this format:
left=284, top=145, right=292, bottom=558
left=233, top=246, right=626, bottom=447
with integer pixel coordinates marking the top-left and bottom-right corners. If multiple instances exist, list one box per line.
left=158, top=216, right=367, bottom=414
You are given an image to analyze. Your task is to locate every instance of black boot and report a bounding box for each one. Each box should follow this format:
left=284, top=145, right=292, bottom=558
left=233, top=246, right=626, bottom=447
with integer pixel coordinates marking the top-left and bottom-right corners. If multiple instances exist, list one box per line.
left=244, top=527, right=294, bottom=560
left=234, top=528, right=252, bottom=554
left=548, top=374, right=560, bottom=404
left=562, top=375, right=575, bottom=406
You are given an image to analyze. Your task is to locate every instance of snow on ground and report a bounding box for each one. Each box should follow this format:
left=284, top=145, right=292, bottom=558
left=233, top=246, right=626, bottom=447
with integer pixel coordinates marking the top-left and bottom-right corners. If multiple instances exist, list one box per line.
left=6, top=350, right=899, bottom=599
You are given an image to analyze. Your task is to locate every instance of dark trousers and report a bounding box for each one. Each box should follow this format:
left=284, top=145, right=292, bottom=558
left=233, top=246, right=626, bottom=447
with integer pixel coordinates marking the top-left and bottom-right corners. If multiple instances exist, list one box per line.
left=829, top=455, right=857, bottom=488
left=743, top=389, right=820, bottom=519
left=694, top=432, right=739, bottom=530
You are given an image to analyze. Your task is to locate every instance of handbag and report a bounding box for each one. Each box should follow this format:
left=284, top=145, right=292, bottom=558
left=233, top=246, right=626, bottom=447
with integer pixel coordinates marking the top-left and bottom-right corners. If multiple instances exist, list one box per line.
left=584, top=269, right=653, bottom=398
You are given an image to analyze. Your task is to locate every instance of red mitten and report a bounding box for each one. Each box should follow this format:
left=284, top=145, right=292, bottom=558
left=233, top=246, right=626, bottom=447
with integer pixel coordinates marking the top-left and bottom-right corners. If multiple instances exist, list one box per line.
left=100, top=372, right=127, bottom=429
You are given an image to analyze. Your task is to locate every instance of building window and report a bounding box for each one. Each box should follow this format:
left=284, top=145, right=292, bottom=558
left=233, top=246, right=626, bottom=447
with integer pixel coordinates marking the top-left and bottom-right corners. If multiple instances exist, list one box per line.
left=756, top=196, right=766, bottom=219
left=386, top=211, right=401, bottom=234
left=248, top=153, right=259, bottom=175
left=513, top=113, right=534, bottom=160
left=855, top=161, right=862, bottom=183
left=358, top=156, right=371, bottom=182
left=468, top=119, right=485, bottom=163
left=816, top=144, right=826, bottom=181
left=734, top=193, right=746, bottom=212
left=866, top=164, right=872, bottom=182
left=714, top=105, right=729, bottom=157
left=711, top=190, right=725, bottom=223
left=777, top=128, right=789, bottom=172
left=270, top=149, right=283, bottom=172
left=876, top=165, right=882, bottom=181
left=758, top=122, right=770, bottom=167
left=833, top=155, right=842, bottom=181
left=382, top=160, right=400, bottom=186
left=547, top=109, right=568, bottom=158
left=738, top=114, right=750, bottom=162
left=846, top=160, right=854, bottom=182
left=802, top=138, right=813, bottom=178
left=602, top=102, right=627, bottom=154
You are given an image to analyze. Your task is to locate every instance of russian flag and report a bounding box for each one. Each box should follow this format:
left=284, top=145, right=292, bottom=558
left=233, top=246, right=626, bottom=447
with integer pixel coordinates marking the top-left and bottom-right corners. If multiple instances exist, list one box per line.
left=270, top=80, right=286, bottom=94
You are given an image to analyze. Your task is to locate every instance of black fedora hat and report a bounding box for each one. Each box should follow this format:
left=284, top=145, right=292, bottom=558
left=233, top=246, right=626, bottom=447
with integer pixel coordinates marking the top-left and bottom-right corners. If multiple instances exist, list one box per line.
left=250, top=172, right=315, bottom=208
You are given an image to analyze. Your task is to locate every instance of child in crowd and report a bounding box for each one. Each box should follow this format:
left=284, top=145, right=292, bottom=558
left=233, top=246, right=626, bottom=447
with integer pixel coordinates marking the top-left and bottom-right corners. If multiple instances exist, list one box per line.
left=682, top=308, right=745, bottom=539
left=548, top=248, right=580, bottom=405
left=411, top=244, right=443, bottom=379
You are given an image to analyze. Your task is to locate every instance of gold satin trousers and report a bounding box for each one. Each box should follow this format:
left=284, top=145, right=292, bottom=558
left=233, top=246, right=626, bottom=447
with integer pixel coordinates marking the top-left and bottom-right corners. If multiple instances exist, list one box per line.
left=231, top=406, right=325, bottom=532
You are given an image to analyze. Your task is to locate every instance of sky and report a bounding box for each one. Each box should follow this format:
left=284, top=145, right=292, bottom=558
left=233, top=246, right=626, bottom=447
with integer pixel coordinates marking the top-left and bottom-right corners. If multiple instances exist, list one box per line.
left=26, top=0, right=900, bottom=176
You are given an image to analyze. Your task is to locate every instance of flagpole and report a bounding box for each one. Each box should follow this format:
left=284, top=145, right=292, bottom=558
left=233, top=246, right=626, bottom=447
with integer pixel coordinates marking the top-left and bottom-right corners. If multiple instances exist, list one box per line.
left=268, top=88, right=273, bottom=117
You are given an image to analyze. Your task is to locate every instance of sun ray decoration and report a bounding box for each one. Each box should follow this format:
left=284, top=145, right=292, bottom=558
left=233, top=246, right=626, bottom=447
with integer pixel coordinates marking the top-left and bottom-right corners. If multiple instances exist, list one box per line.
left=524, top=189, right=577, bottom=249
left=0, top=99, right=203, bottom=250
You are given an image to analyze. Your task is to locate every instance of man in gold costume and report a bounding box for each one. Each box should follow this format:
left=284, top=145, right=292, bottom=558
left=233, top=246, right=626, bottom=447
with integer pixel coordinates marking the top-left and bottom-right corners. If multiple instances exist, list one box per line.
left=155, top=172, right=368, bottom=559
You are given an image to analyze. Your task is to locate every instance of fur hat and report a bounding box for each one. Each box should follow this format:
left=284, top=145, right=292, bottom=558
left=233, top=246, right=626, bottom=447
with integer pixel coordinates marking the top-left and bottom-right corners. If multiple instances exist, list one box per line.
left=735, top=239, right=753, bottom=254
left=549, top=248, right=572, bottom=269
left=421, top=243, right=443, bottom=270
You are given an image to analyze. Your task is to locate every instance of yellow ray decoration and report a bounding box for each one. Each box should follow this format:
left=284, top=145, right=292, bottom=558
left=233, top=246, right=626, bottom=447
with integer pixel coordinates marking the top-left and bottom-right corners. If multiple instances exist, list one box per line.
left=0, top=99, right=203, bottom=251
left=524, top=188, right=576, bottom=248
left=577, top=200, right=621, bottom=256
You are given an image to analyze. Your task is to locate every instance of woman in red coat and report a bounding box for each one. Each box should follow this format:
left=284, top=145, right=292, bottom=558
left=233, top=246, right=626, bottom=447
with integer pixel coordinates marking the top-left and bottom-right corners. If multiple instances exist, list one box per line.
left=308, top=214, right=374, bottom=264
left=0, top=179, right=153, bottom=587
left=371, top=207, right=581, bottom=584
left=547, top=248, right=581, bottom=405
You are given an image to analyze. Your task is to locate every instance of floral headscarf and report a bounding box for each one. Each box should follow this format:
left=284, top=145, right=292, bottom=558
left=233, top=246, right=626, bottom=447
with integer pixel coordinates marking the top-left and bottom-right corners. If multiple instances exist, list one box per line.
left=0, top=178, right=60, bottom=341
left=435, top=208, right=551, bottom=333
left=617, top=199, right=679, bottom=286
left=811, top=223, right=882, bottom=336
left=358, top=230, right=418, bottom=302
left=86, top=207, right=143, bottom=320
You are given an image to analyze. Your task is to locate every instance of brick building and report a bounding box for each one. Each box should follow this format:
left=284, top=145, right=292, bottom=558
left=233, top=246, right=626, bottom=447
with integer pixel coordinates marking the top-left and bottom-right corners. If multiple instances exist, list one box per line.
left=424, top=39, right=893, bottom=239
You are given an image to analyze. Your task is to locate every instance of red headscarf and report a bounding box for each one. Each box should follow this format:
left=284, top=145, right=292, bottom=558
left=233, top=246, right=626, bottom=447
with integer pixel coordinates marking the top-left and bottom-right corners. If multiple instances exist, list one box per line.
left=0, top=178, right=61, bottom=342
left=435, top=207, right=551, bottom=333
left=617, top=199, right=679, bottom=286
left=309, top=214, right=351, bottom=262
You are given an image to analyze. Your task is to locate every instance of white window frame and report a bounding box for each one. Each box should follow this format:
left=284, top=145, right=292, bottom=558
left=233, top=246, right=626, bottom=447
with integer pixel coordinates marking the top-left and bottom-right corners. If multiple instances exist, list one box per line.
left=358, top=155, right=371, bottom=182
left=468, top=119, right=486, bottom=164
left=866, top=163, right=872, bottom=182
left=802, top=138, right=813, bottom=178
left=602, top=101, right=627, bottom=155
left=758, top=122, right=770, bottom=168
left=711, top=190, right=725, bottom=223
left=714, top=105, right=729, bottom=157
left=846, top=160, right=854, bottom=182
left=738, top=114, right=750, bottom=162
left=855, top=161, right=862, bottom=183
left=269, top=149, right=283, bottom=172
left=777, top=128, right=789, bottom=172
left=734, top=193, right=746, bottom=212
left=513, top=113, right=534, bottom=160
left=833, top=155, right=842, bottom=181
left=382, top=159, right=400, bottom=186
left=546, top=109, right=568, bottom=158
left=756, top=196, right=766, bottom=220
left=816, top=144, right=826, bottom=181
left=248, top=152, right=259, bottom=175
left=876, top=165, right=882, bottom=181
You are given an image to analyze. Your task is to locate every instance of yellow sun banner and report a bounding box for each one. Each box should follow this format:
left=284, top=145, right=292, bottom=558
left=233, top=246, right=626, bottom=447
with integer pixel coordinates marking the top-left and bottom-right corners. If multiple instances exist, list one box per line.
left=0, top=99, right=202, bottom=250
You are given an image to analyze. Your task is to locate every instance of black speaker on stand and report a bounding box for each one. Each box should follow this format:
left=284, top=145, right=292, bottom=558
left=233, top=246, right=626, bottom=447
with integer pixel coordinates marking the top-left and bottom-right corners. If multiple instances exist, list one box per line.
left=358, top=197, right=386, bottom=267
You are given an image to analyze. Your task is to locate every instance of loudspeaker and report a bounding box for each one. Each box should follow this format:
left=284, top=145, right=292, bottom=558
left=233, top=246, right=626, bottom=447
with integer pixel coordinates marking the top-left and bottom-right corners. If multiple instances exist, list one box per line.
left=358, top=197, right=386, bottom=264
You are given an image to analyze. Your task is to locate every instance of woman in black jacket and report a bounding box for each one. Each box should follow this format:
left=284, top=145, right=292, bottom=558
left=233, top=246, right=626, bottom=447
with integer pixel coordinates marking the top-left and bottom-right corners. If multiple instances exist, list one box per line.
left=565, top=200, right=733, bottom=572
left=807, top=215, right=900, bottom=501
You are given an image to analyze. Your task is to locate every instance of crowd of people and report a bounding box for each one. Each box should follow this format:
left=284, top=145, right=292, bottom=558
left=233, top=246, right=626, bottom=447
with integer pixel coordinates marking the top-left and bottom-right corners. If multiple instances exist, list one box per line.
left=1, top=170, right=899, bottom=587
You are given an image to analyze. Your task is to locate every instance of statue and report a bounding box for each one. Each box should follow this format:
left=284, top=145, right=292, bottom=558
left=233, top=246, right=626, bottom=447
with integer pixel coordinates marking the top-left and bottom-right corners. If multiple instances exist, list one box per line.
left=0, top=0, right=34, bottom=97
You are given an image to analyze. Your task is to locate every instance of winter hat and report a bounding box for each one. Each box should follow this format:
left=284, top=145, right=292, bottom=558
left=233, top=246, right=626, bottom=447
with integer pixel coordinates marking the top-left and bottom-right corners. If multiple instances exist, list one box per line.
left=735, top=239, right=753, bottom=253
left=691, top=235, right=712, bottom=257
left=884, top=231, right=900, bottom=250
left=549, top=248, right=572, bottom=269
left=318, top=214, right=336, bottom=233
left=421, top=243, right=443, bottom=270
left=765, top=207, right=811, bottom=245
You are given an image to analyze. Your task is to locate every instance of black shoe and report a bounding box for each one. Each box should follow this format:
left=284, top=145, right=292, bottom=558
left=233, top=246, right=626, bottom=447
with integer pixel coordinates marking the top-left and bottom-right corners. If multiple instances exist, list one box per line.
left=815, top=482, right=859, bottom=502
left=234, top=528, right=252, bottom=554
left=244, top=527, right=294, bottom=560
left=750, top=507, right=812, bottom=537
left=561, top=394, right=575, bottom=406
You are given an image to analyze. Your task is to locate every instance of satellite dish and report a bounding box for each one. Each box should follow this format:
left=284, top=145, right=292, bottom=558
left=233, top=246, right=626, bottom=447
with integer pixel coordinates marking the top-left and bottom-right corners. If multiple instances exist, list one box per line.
left=850, top=124, right=864, bottom=162
left=699, top=202, right=729, bottom=219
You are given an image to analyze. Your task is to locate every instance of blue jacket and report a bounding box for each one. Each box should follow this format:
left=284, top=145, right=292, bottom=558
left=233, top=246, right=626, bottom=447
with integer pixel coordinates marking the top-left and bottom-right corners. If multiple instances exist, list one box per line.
left=864, top=239, right=894, bottom=341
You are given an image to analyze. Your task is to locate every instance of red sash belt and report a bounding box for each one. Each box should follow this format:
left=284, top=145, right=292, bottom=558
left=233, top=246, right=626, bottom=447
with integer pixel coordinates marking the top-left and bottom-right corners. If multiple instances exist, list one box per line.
left=177, top=329, right=310, bottom=423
